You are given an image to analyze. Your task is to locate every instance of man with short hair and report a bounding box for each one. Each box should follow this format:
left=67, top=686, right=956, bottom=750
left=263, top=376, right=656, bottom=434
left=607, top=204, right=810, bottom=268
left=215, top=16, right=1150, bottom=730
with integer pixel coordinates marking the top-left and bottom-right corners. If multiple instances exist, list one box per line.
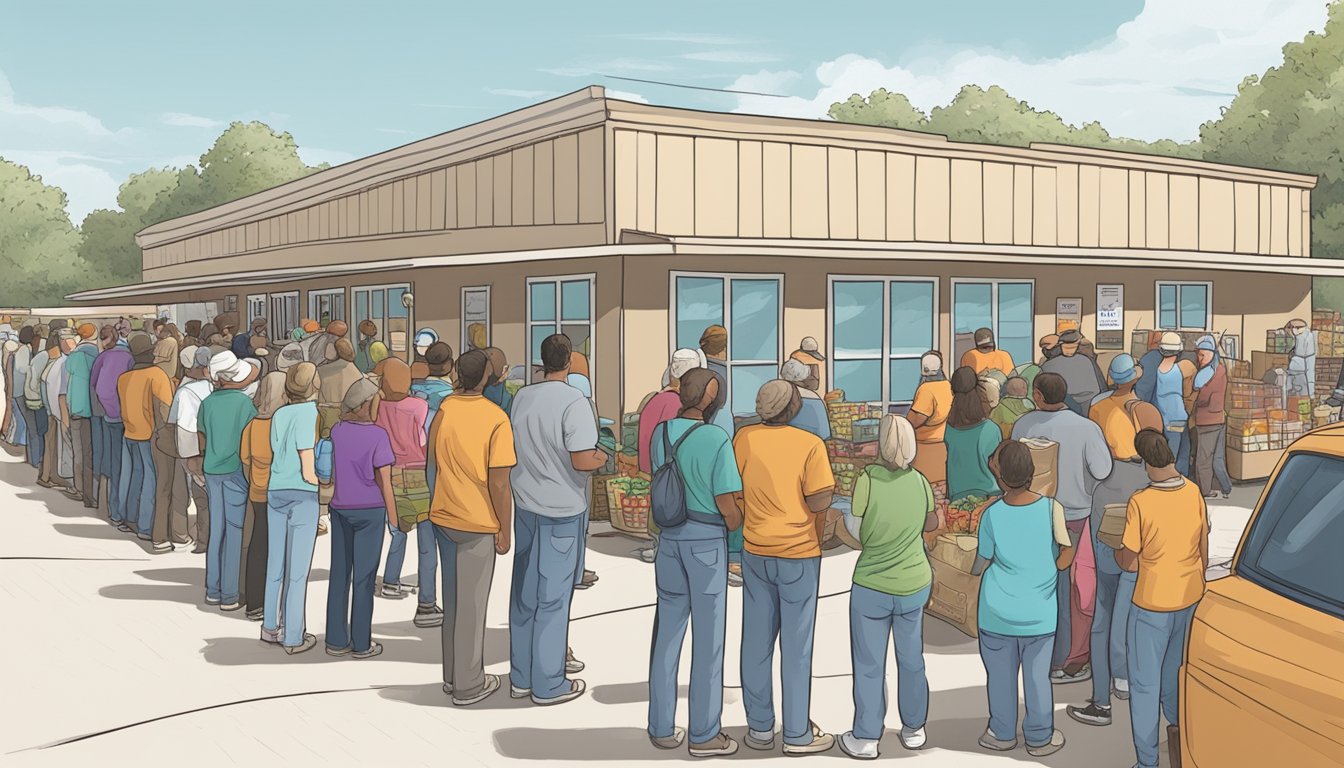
left=961, top=328, right=1015, bottom=376
left=66, top=323, right=101, bottom=509
left=117, top=334, right=174, bottom=539
left=427, top=349, right=516, bottom=705
left=1012, top=372, right=1113, bottom=685
left=1041, top=329, right=1107, bottom=416
left=1190, top=335, right=1231, bottom=500
left=411, top=341, right=455, bottom=429
left=199, top=351, right=260, bottom=610
left=233, top=317, right=268, bottom=360
left=46, top=330, right=80, bottom=499
left=508, top=334, right=605, bottom=706
left=171, top=347, right=216, bottom=551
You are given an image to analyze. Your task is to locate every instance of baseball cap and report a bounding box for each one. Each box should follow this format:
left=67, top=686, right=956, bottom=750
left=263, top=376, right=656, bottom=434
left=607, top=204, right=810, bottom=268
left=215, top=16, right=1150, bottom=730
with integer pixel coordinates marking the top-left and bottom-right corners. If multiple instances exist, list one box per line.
left=1058, top=329, right=1081, bottom=344
left=1196, top=334, right=1218, bottom=352
left=780, top=358, right=812, bottom=383
left=797, top=336, right=826, bottom=361
left=920, top=351, right=943, bottom=375
left=1109, top=353, right=1140, bottom=385
left=179, top=344, right=200, bottom=368
left=414, top=328, right=439, bottom=349
left=974, top=327, right=995, bottom=346
left=1159, top=331, right=1183, bottom=354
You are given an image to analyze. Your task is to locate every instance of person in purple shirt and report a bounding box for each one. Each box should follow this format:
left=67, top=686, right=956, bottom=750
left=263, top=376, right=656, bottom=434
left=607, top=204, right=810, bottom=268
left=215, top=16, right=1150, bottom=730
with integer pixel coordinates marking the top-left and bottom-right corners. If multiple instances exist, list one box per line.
left=90, top=327, right=135, bottom=526
left=325, top=377, right=398, bottom=659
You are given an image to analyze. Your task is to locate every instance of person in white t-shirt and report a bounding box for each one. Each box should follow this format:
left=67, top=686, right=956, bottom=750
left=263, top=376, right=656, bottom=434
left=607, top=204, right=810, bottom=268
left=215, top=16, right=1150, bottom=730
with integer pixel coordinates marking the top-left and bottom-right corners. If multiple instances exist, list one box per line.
left=168, top=346, right=215, bottom=552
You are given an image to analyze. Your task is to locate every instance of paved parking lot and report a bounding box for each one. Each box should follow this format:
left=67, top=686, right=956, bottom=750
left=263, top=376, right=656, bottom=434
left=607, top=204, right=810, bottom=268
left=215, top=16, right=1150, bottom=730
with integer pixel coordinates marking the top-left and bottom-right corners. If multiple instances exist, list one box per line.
left=0, top=447, right=1259, bottom=767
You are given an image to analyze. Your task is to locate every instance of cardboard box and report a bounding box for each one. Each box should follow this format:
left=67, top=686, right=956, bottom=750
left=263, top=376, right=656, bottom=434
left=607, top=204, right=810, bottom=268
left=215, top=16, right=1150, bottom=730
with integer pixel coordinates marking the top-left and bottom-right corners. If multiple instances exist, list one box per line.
left=1098, top=503, right=1127, bottom=550
left=1227, top=446, right=1284, bottom=482
left=1252, top=351, right=1291, bottom=380
left=1018, top=437, right=1059, bottom=497
left=927, top=556, right=981, bottom=638
left=930, top=534, right=979, bottom=572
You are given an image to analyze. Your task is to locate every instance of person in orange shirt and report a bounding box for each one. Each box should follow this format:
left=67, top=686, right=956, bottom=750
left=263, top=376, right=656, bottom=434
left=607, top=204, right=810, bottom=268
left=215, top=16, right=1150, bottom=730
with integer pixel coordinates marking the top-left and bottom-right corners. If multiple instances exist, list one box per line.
left=426, top=349, right=516, bottom=706
left=908, top=352, right=952, bottom=488
left=239, top=372, right=286, bottom=621
left=116, top=333, right=175, bottom=540
left=734, top=379, right=836, bottom=755
left=960, top=328, right=1015, bottom=377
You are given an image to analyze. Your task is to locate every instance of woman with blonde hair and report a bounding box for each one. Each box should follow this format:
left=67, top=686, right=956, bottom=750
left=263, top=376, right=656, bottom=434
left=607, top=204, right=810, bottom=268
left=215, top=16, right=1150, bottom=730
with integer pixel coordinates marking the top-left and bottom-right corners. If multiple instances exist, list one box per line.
left=839, top=414, right=939, bottom=759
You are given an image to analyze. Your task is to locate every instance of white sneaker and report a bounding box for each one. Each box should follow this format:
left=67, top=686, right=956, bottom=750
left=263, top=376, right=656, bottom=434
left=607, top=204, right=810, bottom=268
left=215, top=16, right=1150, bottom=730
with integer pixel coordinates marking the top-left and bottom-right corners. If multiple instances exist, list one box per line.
left=838, top=731, right=879, bottom=760
left=1114, top=678, right=1131, bottom=700
left=510, top=684, right=531, bottom=699
left=899, top=726, right=927, bottom=750
left=745, top=729, right=776, bottom=751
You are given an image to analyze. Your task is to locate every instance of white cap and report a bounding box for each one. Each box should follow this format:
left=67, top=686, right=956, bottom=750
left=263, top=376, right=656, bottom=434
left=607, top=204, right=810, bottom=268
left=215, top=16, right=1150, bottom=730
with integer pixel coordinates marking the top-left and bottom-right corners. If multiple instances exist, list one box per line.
left=663, top=347, right=707, bottom=386
left=1159, top=332, right=1183, bottom=353
left=209, top=350, right=255, bottom=383
left=179, top=345, right=200, bottom=369
left=921, top=352, right=943, bottom=375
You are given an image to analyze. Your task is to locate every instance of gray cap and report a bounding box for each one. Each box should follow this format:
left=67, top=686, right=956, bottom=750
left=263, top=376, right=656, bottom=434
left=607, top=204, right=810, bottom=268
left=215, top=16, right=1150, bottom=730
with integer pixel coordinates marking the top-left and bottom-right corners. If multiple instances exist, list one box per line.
left=342, top=377, right=381, bottom=413
left=194, top=346, right=214, bottom=368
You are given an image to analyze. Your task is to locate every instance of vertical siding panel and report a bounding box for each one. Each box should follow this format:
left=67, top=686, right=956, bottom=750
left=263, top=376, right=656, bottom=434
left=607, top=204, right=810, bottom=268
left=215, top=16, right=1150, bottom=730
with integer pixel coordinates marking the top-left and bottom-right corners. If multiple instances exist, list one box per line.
left=1146, top=173, right=1169, bottom=248
left=533, top=141, right=555, bottom=226
left=317, top=202, right=330, bottom=240
left=1271, top=186, right=1289, bottom=255
left=613, top=131, right=637, bottom=234
left=258, top=217, right=271, bottom=249
left=738, top=140, right=764, bottom=238
left=475, top=157, right=494, bottom=227
left=392, top=180, right=406, bottom=234
left=791, top=144, right=829, bottom=238
left=695, top=137, right=739, bottom=236
left=444, top=166, right=458, bottom=229
left=761, top=142, right=791, bottom=237
left=827, top=147, right=858, bottom=239
left=417, top=173, right=433, bottom=231
left=1098, top=167, right=1128, bottom=247
left=1034, top=167, right=1057, bottom=247
left=1055, top=164, right=1079, bottom=246
left=1233, top=182, right=1257, bottom=253
left=1078, top=165, right=1100, bottom=247
left=457, top=162, right=477, bottom=228
left=856, top=149, right=885, bottom=240
left=982, top=162, right=1013, bottom=245
left=914, top=155, right=950, bottom=242
left=493, top=152, right=512, bottom=227
left=512, top=146, right=534, bottom=226
left=553, top=134, right=580, bottom=225
left=1128, top=170, right=1145, bottom=248
left=1013, top=165, right=1033, bottom=246
left=1288, top=187, right=1303, bottom=255
left=1199, top=178, right=1235, bottom=253
left=1258, top=185, right=1272, bottom=254
left=578, top=128, right=604, bottom=224
left=886, top=153, right=915, bottom=241
left=655, top=135, right=694, bottom=234
left=635, top=132, right=657, bottom=232
left=359, top=191, right=370, bottom=237
left=949, top=158, right=983, bottom=243
left=430, top=170, right=447, bottom=230
left=1302, top=190, right=1313, bottom=258
left=1169, top=175, right=1199, bottom=250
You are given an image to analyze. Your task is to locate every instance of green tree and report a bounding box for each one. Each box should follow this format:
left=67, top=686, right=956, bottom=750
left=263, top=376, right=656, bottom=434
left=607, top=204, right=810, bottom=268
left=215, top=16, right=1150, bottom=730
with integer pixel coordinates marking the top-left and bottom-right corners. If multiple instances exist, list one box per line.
left=0, top=157, right=85, bottom=306
left=828, top=88, right=927, bottom=130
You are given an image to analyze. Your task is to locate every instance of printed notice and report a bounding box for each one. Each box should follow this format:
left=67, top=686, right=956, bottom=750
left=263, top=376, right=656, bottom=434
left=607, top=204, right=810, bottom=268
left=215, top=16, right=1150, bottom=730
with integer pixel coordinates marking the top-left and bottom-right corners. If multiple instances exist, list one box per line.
left=1097, top=284, right=1124, bottom=331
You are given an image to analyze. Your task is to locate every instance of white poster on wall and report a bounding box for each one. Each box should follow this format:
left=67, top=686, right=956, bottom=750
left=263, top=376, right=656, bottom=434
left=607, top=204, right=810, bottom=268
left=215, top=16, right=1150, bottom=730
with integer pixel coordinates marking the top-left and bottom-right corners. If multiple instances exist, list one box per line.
left=1097, top=284, right=1124, bottom=331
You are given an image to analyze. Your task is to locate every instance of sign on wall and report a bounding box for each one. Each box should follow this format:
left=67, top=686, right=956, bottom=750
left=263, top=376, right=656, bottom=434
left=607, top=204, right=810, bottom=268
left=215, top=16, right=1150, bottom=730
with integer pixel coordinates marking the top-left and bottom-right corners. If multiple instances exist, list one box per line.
left=1056, top=297, right=1083, bottom=333
left=1096, top=284, right=1125, bottom=350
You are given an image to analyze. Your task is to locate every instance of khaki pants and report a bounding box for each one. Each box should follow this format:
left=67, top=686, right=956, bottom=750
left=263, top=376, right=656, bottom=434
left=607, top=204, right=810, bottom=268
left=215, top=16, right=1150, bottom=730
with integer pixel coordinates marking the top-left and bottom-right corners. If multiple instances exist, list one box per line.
left=152, top=443, right=191, bottom=544
left=186, top=461, right=210, bottom=544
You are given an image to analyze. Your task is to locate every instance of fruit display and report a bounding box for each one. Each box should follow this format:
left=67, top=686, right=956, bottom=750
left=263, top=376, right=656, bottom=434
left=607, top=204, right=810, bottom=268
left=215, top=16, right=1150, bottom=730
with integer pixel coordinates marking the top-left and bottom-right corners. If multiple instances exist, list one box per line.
left=945, top=494, right=994, bottom=535
left=831, top=459, right=874, bottom=496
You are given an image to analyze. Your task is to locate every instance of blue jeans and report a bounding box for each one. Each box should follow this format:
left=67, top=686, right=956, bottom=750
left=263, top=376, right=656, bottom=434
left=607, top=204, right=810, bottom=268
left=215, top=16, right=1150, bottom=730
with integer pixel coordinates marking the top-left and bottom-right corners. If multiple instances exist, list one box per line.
left=509, top=507, right=583, bottom=700
left=103, top=421, right=125, bottom=521
left=1127, top=603, right=1198, bottom=768
left=740, top=551, right=821, bottom=746
left=25, top=405, right=46, bottom=468
left=327, top=507, right=387, bottom=653
left=384, top=519, right=438, bottom=604
left=89, top=416, right=104, bottom=479
left=205, top=469, right=249, bottom=604
left=264, top=489, right=320, bottom=647
left=648, top=536, right=728, bottom=744
left=850, top=583, right=930, bottom=741
left=1091, top=563, right=1137, bottom=706
left=979, top=630, right=1055, bottom=747
left=1166, top=425, right=1190, bottom=477
left=10, top=396, right=28, bottom=447
left=574, top=507, right=589, bottom=586
left=122, top=439, right=156, bottom=536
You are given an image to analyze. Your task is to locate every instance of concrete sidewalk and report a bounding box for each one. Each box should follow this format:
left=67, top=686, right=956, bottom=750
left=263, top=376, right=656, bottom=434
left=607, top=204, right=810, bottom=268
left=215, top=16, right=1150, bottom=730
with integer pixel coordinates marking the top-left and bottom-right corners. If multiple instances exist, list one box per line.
left=0, top=447, right=1261, bottom=767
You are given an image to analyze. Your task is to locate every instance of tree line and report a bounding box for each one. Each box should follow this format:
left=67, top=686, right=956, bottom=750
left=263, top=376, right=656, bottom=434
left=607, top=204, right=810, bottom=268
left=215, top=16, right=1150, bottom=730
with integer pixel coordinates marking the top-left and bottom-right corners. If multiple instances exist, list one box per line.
left=4, top=3, right=1344, bottom=307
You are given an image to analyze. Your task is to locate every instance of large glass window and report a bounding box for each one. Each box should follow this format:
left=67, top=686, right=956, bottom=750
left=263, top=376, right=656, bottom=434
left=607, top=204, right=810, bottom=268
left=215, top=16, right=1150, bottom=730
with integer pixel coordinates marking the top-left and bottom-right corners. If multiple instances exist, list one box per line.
left=352, top=283, right=412, bottom=355
left=672, top=273, right=782, bottom=418
left=831, top=278, right=937, bottom=406
left=462, top=286, right=490, bottom=353
left=246, top=295, right=266, bottom=328
left=308, top=289, right=346, bottom=327
left=952, top=280, right=1035, bottom=368
left=1157, top=281, right=1211, bottom=331
left=1238, top=453, right=1344, bottom=620
left=268, top=292, right=299, bottom=340
left=527, top=275, right=594, bottom=384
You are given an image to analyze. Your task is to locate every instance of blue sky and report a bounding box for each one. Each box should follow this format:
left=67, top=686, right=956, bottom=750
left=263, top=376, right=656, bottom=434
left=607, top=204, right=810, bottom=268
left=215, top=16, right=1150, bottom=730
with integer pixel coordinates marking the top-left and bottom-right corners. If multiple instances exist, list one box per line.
left=0, top=0, right=1329, bottom=221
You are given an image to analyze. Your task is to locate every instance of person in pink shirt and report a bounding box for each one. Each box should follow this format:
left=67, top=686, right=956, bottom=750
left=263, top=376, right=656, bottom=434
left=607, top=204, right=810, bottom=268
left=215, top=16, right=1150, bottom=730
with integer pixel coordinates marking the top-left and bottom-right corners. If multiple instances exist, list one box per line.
left=374, top=358, right=440, bottom=629
left=635, top=348, right=707, bottom=564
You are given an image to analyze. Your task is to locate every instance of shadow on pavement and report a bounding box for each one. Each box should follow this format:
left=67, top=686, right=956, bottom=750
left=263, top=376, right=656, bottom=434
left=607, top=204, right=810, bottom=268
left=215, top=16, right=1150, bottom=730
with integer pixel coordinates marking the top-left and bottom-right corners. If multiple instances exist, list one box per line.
left=379, top=681, right=537, bottom=710
left=197, top=625, right=509, bottom=667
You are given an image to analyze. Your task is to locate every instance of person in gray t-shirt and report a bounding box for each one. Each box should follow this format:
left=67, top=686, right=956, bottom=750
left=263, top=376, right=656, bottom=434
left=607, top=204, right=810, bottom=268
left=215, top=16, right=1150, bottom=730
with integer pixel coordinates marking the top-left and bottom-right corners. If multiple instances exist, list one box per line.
left=507, top=334, right=607, bottom=706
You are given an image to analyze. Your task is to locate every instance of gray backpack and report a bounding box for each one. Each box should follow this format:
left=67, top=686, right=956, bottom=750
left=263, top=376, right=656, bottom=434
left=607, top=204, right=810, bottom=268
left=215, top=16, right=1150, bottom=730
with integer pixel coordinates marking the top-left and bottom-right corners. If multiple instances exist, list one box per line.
left=651, top=422, right=725, bottom=530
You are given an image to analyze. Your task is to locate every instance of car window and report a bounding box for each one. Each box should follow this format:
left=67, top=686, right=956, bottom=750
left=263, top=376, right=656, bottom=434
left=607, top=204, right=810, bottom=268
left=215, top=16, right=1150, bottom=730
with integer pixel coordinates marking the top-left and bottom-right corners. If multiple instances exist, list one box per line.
left=1238, top=452, right=1344, bottom=621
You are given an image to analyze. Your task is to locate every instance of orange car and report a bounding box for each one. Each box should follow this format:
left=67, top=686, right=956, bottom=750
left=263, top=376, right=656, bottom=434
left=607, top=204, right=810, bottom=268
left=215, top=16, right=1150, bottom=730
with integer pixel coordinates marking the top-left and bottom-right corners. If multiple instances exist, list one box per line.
left=1181, top=426, right=1344, bottom=767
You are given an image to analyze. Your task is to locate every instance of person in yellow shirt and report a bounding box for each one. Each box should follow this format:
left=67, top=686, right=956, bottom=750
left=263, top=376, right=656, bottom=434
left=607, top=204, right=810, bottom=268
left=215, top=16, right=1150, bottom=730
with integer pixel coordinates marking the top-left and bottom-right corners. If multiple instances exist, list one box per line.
left=426, top=348, right=516, bottom=706
left=908, top=352, right=952, bottom=487
left=1116, top=428, right=1209, bottom=768
left=733, top=379, right=836, bottom=755
left=961, top=328, right=1015, bottom=377
left=116, top=333, right=174, bottom=539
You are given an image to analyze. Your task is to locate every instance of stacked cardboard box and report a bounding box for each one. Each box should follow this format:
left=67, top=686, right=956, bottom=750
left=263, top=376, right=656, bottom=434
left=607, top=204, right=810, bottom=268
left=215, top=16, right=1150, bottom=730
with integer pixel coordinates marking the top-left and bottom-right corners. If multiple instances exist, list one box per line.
left=825, top=401, right=884, bottom=497
left=1251, top=351, right=1291, bottom=381
left=1266, top=328, right=1296, bottom=354
left=1226, top=378, right=1286, bottom=454
left=1312, top=309, right=1343, bottom=333
left=1222, top=358, right=1252, bottom=380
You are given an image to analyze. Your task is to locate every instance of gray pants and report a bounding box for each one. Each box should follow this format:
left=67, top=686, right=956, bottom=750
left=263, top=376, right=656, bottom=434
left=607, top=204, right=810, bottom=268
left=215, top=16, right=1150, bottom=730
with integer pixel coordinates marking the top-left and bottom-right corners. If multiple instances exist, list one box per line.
left=70, top=417, right=96, bottom=507
left=433, top=524, right=496, bottom=698
left=1193, top=424, right=1232, bottom=497
left=152, top=444, right=191, bottom=545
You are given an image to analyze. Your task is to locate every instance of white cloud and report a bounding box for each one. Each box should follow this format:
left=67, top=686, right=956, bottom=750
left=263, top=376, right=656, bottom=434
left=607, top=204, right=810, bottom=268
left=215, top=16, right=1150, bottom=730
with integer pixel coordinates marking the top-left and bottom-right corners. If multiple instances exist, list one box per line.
left=0, top=149, right=121, bottom=222
left=0, top=72, right=114, bottom=137
left=682, top=51, right=783, bottom=64
left=161, top=112, right=222, bottom=128
left=730, top=0, right=1329, bottom=141
left=605, top=89, right=649, bottom=104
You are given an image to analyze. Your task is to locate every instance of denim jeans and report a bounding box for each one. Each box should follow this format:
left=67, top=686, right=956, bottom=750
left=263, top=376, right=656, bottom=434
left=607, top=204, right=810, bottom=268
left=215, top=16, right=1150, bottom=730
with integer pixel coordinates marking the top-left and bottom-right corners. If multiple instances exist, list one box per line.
left=740, top=551, right=821, bottom=747
left=384, top=519, right=438, bottom=604
left=264, top=489, right=320, bottom=648
left=205, top=469, right=249, bottom=604
left=327, top=507, right=387, bottom=653
left=24, top=405, right=46, bottom=469
left=574, top=506, right=589, bottom=586
left=1090, top=563, right=1137, bottom=706
left=1166, top=424, right=1190, bottom=477
left=434, top=524, right=497, bottom=698
left=648, top=535, right=728, bottom=745
left=90, top=415, right=105, bottom=481
left=10, top=396, right=28, bottom=448
left=979, top=630, right=1055, bottom=746
left=509, top=507, right=583, bottom=700
left=849, top=583, right=931, bottom=741
left=1127, top=603, right=1198, bottom=768
left=122, top=439, right=156, bottom=536
left=103, top=421, right=126, bottom=522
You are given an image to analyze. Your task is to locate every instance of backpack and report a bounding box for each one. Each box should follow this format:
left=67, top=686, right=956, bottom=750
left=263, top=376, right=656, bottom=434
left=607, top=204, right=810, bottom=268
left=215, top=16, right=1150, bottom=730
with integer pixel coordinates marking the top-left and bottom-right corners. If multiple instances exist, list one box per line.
left=650, top=422, right=725, bottom=530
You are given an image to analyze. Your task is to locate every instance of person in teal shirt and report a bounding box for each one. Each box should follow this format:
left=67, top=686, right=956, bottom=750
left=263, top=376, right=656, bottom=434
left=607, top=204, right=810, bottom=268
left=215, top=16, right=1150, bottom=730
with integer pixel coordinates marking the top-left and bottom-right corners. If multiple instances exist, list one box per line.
left=840, top=414, right=939, bottom=760
left=971, top=441, right=1075, bottom=758
left=198, top=351, right=260, bottom=611
left=943, top=366, right=1002, bottom=501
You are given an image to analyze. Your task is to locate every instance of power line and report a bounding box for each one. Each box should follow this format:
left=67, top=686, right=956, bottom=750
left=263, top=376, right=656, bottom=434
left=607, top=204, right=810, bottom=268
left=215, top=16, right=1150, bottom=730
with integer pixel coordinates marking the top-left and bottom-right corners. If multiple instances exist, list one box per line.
left=598, top=74, right=789, bottom=98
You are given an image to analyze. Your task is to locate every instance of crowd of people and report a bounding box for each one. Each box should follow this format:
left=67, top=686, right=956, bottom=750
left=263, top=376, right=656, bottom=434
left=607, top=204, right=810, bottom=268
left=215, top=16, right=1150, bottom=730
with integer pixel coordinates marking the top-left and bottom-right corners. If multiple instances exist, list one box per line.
left=0, top=314, right=1214, bottom=766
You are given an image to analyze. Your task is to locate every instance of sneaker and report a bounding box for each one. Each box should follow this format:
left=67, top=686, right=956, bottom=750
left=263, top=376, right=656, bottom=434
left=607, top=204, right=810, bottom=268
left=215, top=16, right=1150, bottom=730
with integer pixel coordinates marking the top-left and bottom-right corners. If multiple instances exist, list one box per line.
left=1113, top=678, right=1131, bottom=700
left=136, top=532, right=152, bottom=542
left=326, top=645, right=353, bottom=657
left=453, top=674, right=501, bottom=706
left=1025, top=729, right=1066, bottom=757
left=1051, top=663, right=1092, bottom=685
left=637, top=547, right=657, bottom=563
left=689, top=732, right=738, bottom=758
left=531, top=679, right=586, bottom=706
left=413, top=604, right=444, bottom=628
left=151, top=541, right=173, bottom=553
left=728, top=562, right=744, bottom=588
left=283, top=633, right=317, bottom=655
left=191, top=541, right=208, bottom=554
left=510, top=684, right=531, bottom=699
left=745, top=729, right=775, bottom=751
left=898, top=726, right=927, bottom=750
left=838, top=731, right=879, bottom=760
left=649, top=727, right=686, bottom=750
left=566, top=648, right=585, bottom=674
left=380, top=584, right=405, bottom=599
left=117, top=523, right=133, bottom=533
left=575, top=570, right=599, bottom=590
left=353, top=642, right=383, bottom=660
left=171, top=536, right=194, bottom=547
left=245, top=608, right=264, bottom=622
left=1067, top=702, right=1113, bottom=726
left=260, top=626, right=283, bottom=645
left=979, top=730, right=1018, bottom=752
left=220, top=601, right=242, bottom=612
left=61, top=488, right=83, bottom=501
left=782, top=722, right=834, bottom=755
left=204, top=596, right=222, bottom=606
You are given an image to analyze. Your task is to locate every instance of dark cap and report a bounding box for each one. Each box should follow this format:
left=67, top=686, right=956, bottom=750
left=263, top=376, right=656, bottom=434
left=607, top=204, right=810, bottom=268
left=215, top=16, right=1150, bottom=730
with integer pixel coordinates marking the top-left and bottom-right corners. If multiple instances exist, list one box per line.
left=425, top=341, right=454, bottom=376
left=127, top=332, right=156, bottom=361
left=974, top=327, right=994, bottom=346
left=1058, top=329, right=1081, bottom=344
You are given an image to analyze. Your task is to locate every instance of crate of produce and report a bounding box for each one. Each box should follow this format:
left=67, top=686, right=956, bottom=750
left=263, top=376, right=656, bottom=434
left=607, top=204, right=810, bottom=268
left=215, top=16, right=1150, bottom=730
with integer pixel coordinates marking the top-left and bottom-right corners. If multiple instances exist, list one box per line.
left=852, top=418, right=880, bottom=444
left=605, top=475, right=651, bottom=535
left=1223, top=358, right=1252, bottom=380
left=945, top=493, right=994, bottom=535
left=828, top=439, right=878, bottom=459
left=591, top=474, right=613, bottom=522
left=1266, top=329, right=1295, bottom=354
left=830, top=457, right=876, bottom=496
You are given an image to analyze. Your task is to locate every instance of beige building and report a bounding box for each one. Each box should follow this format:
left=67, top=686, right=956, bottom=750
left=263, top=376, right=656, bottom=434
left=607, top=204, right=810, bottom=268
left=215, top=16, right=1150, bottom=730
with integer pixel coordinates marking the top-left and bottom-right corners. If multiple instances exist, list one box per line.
left=71, top=86, right=1341, bottom=421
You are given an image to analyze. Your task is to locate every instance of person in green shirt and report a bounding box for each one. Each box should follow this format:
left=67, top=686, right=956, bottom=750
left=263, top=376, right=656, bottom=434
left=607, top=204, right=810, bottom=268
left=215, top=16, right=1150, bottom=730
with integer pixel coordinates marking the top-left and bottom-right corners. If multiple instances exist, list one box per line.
left=840, top=414, right=939, bottom=760
left=991, top=376, right=1036, bottom=439
left=944, top=366, right=1002, bottom=502
left=198, top=351, right=260, bottom=612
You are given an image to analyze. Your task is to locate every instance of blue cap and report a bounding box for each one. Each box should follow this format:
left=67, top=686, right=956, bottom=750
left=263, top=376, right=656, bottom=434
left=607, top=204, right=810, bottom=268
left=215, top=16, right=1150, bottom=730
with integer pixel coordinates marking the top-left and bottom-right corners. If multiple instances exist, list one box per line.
left=1109, top=353, right=1140, bottom=385
left=1196, top=334, right=1217, bottom=352
left=414, top=327, right=438, bottom=348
